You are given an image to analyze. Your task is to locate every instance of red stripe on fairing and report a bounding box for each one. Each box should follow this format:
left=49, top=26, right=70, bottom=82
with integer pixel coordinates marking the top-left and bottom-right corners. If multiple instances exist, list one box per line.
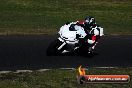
left=92, top=35, right=96, bottom=41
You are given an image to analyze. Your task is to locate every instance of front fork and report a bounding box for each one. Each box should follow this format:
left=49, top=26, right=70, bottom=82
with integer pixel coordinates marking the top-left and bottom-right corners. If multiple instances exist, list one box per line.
left=57, top=42, right=66, bottom=50
left=57, top=37, right=66, bottom=50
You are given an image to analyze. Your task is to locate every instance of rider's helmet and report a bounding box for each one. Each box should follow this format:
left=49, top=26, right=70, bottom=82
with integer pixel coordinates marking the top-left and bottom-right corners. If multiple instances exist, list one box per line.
left=84, top=16, right=97, bottom=30
left=85, top=16, right=95, bottom=25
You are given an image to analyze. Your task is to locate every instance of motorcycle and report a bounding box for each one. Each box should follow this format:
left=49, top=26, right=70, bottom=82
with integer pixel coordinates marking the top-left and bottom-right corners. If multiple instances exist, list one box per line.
left=46, top=23, right=103, bottom=56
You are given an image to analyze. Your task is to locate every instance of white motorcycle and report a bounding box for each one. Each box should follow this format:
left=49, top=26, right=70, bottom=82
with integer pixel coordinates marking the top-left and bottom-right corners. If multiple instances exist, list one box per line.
left=46, top=23, right=103, bottom=56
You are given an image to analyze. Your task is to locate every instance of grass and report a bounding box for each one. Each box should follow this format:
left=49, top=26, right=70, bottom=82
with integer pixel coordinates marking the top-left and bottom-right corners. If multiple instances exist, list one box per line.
left=0, top=0, right=131, bottom=35
left=0, top=68, right=132, bottom=88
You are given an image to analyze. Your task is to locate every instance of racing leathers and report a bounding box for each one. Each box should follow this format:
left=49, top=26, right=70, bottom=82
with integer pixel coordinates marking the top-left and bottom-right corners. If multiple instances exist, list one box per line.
left=76, top=20, right=104, bottom=52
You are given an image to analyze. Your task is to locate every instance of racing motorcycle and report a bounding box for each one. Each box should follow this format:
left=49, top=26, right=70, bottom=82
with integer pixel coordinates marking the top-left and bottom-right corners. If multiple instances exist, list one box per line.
left=46, top=23, right=103, bottom=56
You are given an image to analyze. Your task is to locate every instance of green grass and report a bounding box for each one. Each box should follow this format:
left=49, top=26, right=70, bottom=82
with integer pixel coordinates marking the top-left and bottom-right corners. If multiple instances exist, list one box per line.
left=0, top=68, right=132, bottom=88
left=0, top=0, right=132, bottom=35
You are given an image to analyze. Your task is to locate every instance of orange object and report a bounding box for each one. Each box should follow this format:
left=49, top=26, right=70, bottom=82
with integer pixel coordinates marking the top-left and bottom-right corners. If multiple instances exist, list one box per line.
left=78, top=66, right=130, bottom=83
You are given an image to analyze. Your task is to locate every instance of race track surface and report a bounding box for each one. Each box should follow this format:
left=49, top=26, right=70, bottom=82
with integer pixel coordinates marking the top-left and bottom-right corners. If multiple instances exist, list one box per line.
left=0, top=35, right=132, bottom=71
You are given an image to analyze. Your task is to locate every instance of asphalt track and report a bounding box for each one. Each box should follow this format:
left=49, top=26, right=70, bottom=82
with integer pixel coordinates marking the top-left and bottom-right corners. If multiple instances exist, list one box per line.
left=0, top=35, right=132, bottom=71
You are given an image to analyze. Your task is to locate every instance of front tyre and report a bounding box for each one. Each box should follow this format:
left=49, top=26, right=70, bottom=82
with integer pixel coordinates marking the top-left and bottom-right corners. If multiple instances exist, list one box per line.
left=46, top=39, right=64, bottom=56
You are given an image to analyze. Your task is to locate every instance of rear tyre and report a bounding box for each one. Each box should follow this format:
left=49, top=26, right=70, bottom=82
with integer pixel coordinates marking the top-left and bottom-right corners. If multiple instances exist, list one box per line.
left=46, top=39, right=64, bottom=56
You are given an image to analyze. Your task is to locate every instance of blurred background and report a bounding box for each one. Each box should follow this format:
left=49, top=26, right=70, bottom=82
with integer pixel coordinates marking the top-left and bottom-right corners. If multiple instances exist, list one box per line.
left=0, top=0, right=131, bottom=35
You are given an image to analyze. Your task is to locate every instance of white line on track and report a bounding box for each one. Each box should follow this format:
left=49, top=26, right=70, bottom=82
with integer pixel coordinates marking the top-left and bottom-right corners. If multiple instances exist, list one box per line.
left=0, top=71, right=12, bottom=74
left=0, top=67, right=131, bottom=74
left=36, top=69, right=50, bottom=72
left=14, top=70, right=33, bottom=73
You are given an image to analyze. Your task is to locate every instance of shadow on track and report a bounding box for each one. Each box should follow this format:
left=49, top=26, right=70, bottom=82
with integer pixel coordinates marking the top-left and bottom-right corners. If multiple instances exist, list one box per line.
left=46, top=51, right=99, bottom=58
left=0, top=35, right=132, bottom=71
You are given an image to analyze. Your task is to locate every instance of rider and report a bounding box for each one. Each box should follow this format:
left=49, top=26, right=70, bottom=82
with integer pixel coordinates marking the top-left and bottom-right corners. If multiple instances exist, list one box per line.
left=76, top=16, right=104, bottom=53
